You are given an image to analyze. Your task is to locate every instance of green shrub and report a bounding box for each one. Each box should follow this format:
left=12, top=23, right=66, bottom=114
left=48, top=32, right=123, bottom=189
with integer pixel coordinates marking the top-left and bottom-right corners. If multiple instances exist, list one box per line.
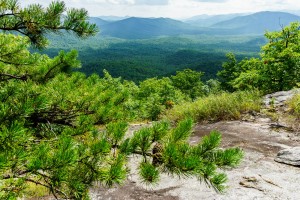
left=165, top=91, right=262, bottom=122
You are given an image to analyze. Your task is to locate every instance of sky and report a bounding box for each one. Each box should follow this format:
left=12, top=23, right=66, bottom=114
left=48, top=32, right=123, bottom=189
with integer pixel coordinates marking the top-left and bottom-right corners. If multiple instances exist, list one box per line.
left=21, top=0, right=300, bottom=19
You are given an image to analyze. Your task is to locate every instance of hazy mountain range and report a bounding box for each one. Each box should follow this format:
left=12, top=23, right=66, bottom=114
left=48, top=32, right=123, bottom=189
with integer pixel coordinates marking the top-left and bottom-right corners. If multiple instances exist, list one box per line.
left=184, top=13, right=247, bottom=27
left=89, top=11, right=300, bottom=39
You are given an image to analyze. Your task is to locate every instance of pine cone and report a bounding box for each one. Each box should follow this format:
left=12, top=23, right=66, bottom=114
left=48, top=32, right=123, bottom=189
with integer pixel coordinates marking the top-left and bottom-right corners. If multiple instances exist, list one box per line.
left=152, top=142, right=163, bottom=166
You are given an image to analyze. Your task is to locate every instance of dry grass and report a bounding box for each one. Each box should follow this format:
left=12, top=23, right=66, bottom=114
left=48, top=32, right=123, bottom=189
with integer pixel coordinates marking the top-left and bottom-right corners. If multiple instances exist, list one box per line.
left=288, top=93, right=300, bottom=118
left=165, top=91, right=262, bottom=122
left=23, top=183, right=49, bottom=200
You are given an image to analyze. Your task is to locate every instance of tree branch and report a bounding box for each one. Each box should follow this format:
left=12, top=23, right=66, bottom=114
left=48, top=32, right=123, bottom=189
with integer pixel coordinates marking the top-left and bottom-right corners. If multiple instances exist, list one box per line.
left=2, top=170, right=32, bottom=179
left=0, top=12, right=21, bottom=18
left=43, top=62, right=63, bottom=81
left=25, top=178, right=68, bottom=199
left=0, top=73, right=29, bottom=81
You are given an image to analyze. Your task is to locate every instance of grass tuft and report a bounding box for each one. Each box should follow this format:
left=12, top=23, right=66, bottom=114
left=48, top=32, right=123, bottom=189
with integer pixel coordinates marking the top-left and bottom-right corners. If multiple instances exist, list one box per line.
left=287, top=93, right=300, bottom=118
left=165, top=91, right=262, bottom=122
left=24, top=183, right=49, bottom=199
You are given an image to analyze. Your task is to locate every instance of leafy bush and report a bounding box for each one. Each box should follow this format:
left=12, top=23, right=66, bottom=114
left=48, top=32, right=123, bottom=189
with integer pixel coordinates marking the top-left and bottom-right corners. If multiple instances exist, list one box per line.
left=165, top=91, right=262, bottom=122
left=137, top=77, right=185, bottom=120
left=219, top=22, right=300, bottom=93
left=137, top=70, right=215, bottom=120
left=171, top=69, right=207, bottom=100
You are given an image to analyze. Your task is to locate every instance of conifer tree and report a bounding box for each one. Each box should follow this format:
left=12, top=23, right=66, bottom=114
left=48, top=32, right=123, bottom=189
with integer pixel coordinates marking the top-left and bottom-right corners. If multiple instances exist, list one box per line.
left=0, top=1, right=243, bottom=199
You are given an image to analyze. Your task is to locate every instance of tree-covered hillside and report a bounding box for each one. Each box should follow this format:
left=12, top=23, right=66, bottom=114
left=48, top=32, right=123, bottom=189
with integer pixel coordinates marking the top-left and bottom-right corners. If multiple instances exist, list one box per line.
left=36, top=11, right=300, bottom=83
left=40, top=34, right=265, bottom=82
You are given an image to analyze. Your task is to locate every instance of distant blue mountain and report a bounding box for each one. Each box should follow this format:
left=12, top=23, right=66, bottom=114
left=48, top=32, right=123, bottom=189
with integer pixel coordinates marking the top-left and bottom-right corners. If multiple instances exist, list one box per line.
left=92, top=11, right=300, bottom=39
left=211, top=11, right=300, bottom=34
left=100, top=17, right=202, bottom=39
left=185, top=13, right=246, bottom=27
left=97, top=16, right=130, bottom=21
left=89, top=17, right=110, bottom=28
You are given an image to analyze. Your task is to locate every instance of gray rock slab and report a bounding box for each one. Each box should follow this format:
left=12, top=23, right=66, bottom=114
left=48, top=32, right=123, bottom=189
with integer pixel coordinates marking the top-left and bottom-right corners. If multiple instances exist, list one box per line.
left=275, top=147, right=300, bottom=166
left=264, top=89, right=300, bottom=107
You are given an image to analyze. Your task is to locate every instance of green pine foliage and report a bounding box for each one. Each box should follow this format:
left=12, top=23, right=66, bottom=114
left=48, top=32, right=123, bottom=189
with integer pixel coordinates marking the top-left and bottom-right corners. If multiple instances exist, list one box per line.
left=0, top=40, right=134, bottom=198
left=129, top=119, right=244, bottom=190
left=0, top=0, right=97, bottom=48
left=139, top=162, right=160, bottom=184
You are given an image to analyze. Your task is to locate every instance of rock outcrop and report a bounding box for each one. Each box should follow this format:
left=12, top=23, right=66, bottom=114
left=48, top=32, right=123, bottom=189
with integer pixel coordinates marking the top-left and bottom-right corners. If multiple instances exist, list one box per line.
left=264, top=89, right=300, bottom=109
left=275, top=147, right=300, bottom=166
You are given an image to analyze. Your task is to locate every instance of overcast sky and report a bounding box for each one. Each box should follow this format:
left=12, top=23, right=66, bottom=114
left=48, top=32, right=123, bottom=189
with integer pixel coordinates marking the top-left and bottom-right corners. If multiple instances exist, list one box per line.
left=21, top=0, right=300, bottom=19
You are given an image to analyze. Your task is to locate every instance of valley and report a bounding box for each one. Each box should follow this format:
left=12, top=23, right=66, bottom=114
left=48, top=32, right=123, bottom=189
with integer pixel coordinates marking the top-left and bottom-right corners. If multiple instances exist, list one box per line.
left=41, top=34, right=263, bottom=82
left=39, top=11, right=300, bottom=82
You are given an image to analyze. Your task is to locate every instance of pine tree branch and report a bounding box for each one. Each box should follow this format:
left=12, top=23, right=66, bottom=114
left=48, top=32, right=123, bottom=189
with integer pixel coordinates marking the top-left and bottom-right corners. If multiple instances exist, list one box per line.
left=0, top=72, right=29, bottom=81
left=0, top=13, right=20, bottom=18
left=133, top=150, right=153, bottom=157
left=0, top=58, right=32, bottom=66
left=78, top=159, right=99, bottom=181
left=43, top=62, right=63, bottom=81
left=26, top=108, right=95, bottom=135
left=25, top=178, right=68, bottom=199
left=2, top=170, right=32, bottom=179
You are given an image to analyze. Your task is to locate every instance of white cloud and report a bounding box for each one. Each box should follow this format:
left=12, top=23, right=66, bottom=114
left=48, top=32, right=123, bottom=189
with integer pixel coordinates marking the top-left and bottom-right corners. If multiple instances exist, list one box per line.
left=135, top=0, right=169, bottom=5
left=191, top=0, right=229, bottom=2
left=19, top=0, right=300, bottom=19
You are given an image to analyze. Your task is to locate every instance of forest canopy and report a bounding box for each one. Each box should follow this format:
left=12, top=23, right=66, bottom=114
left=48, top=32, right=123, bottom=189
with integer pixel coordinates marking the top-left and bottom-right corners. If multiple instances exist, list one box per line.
left=218, top=22, right=300, bottom=93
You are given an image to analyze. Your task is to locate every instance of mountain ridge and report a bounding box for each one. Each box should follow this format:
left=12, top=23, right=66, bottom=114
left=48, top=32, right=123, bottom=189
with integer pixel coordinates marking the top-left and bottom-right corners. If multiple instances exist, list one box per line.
left=211, top=11, right=300, bottom=34
left=185, top=13, right=247, bottom=27
left=94, top=11, right=300, bottom=39
left=100, top=17, right=202, bottom=39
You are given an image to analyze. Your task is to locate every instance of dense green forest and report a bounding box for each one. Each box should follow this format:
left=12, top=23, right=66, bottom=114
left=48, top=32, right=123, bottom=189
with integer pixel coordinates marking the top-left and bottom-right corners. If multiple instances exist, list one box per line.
left=1, top=1, right=300, bottom=200
left=40, top=34, right=265, bottom=82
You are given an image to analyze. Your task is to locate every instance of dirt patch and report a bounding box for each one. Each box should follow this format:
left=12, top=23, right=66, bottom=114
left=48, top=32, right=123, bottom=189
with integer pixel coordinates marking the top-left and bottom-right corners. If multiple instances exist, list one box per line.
left=191, top=120, right=298, bottom=156
left=90, top=182, right=179, bottom=200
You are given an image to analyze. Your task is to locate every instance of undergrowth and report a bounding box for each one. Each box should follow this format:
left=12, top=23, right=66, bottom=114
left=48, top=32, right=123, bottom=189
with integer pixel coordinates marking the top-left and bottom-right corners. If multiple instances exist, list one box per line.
left=165, top=90, right=262, bottom=122
left=287, top=93, right=300, bottom=118
left=24, top=183, right=49, bottom=199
